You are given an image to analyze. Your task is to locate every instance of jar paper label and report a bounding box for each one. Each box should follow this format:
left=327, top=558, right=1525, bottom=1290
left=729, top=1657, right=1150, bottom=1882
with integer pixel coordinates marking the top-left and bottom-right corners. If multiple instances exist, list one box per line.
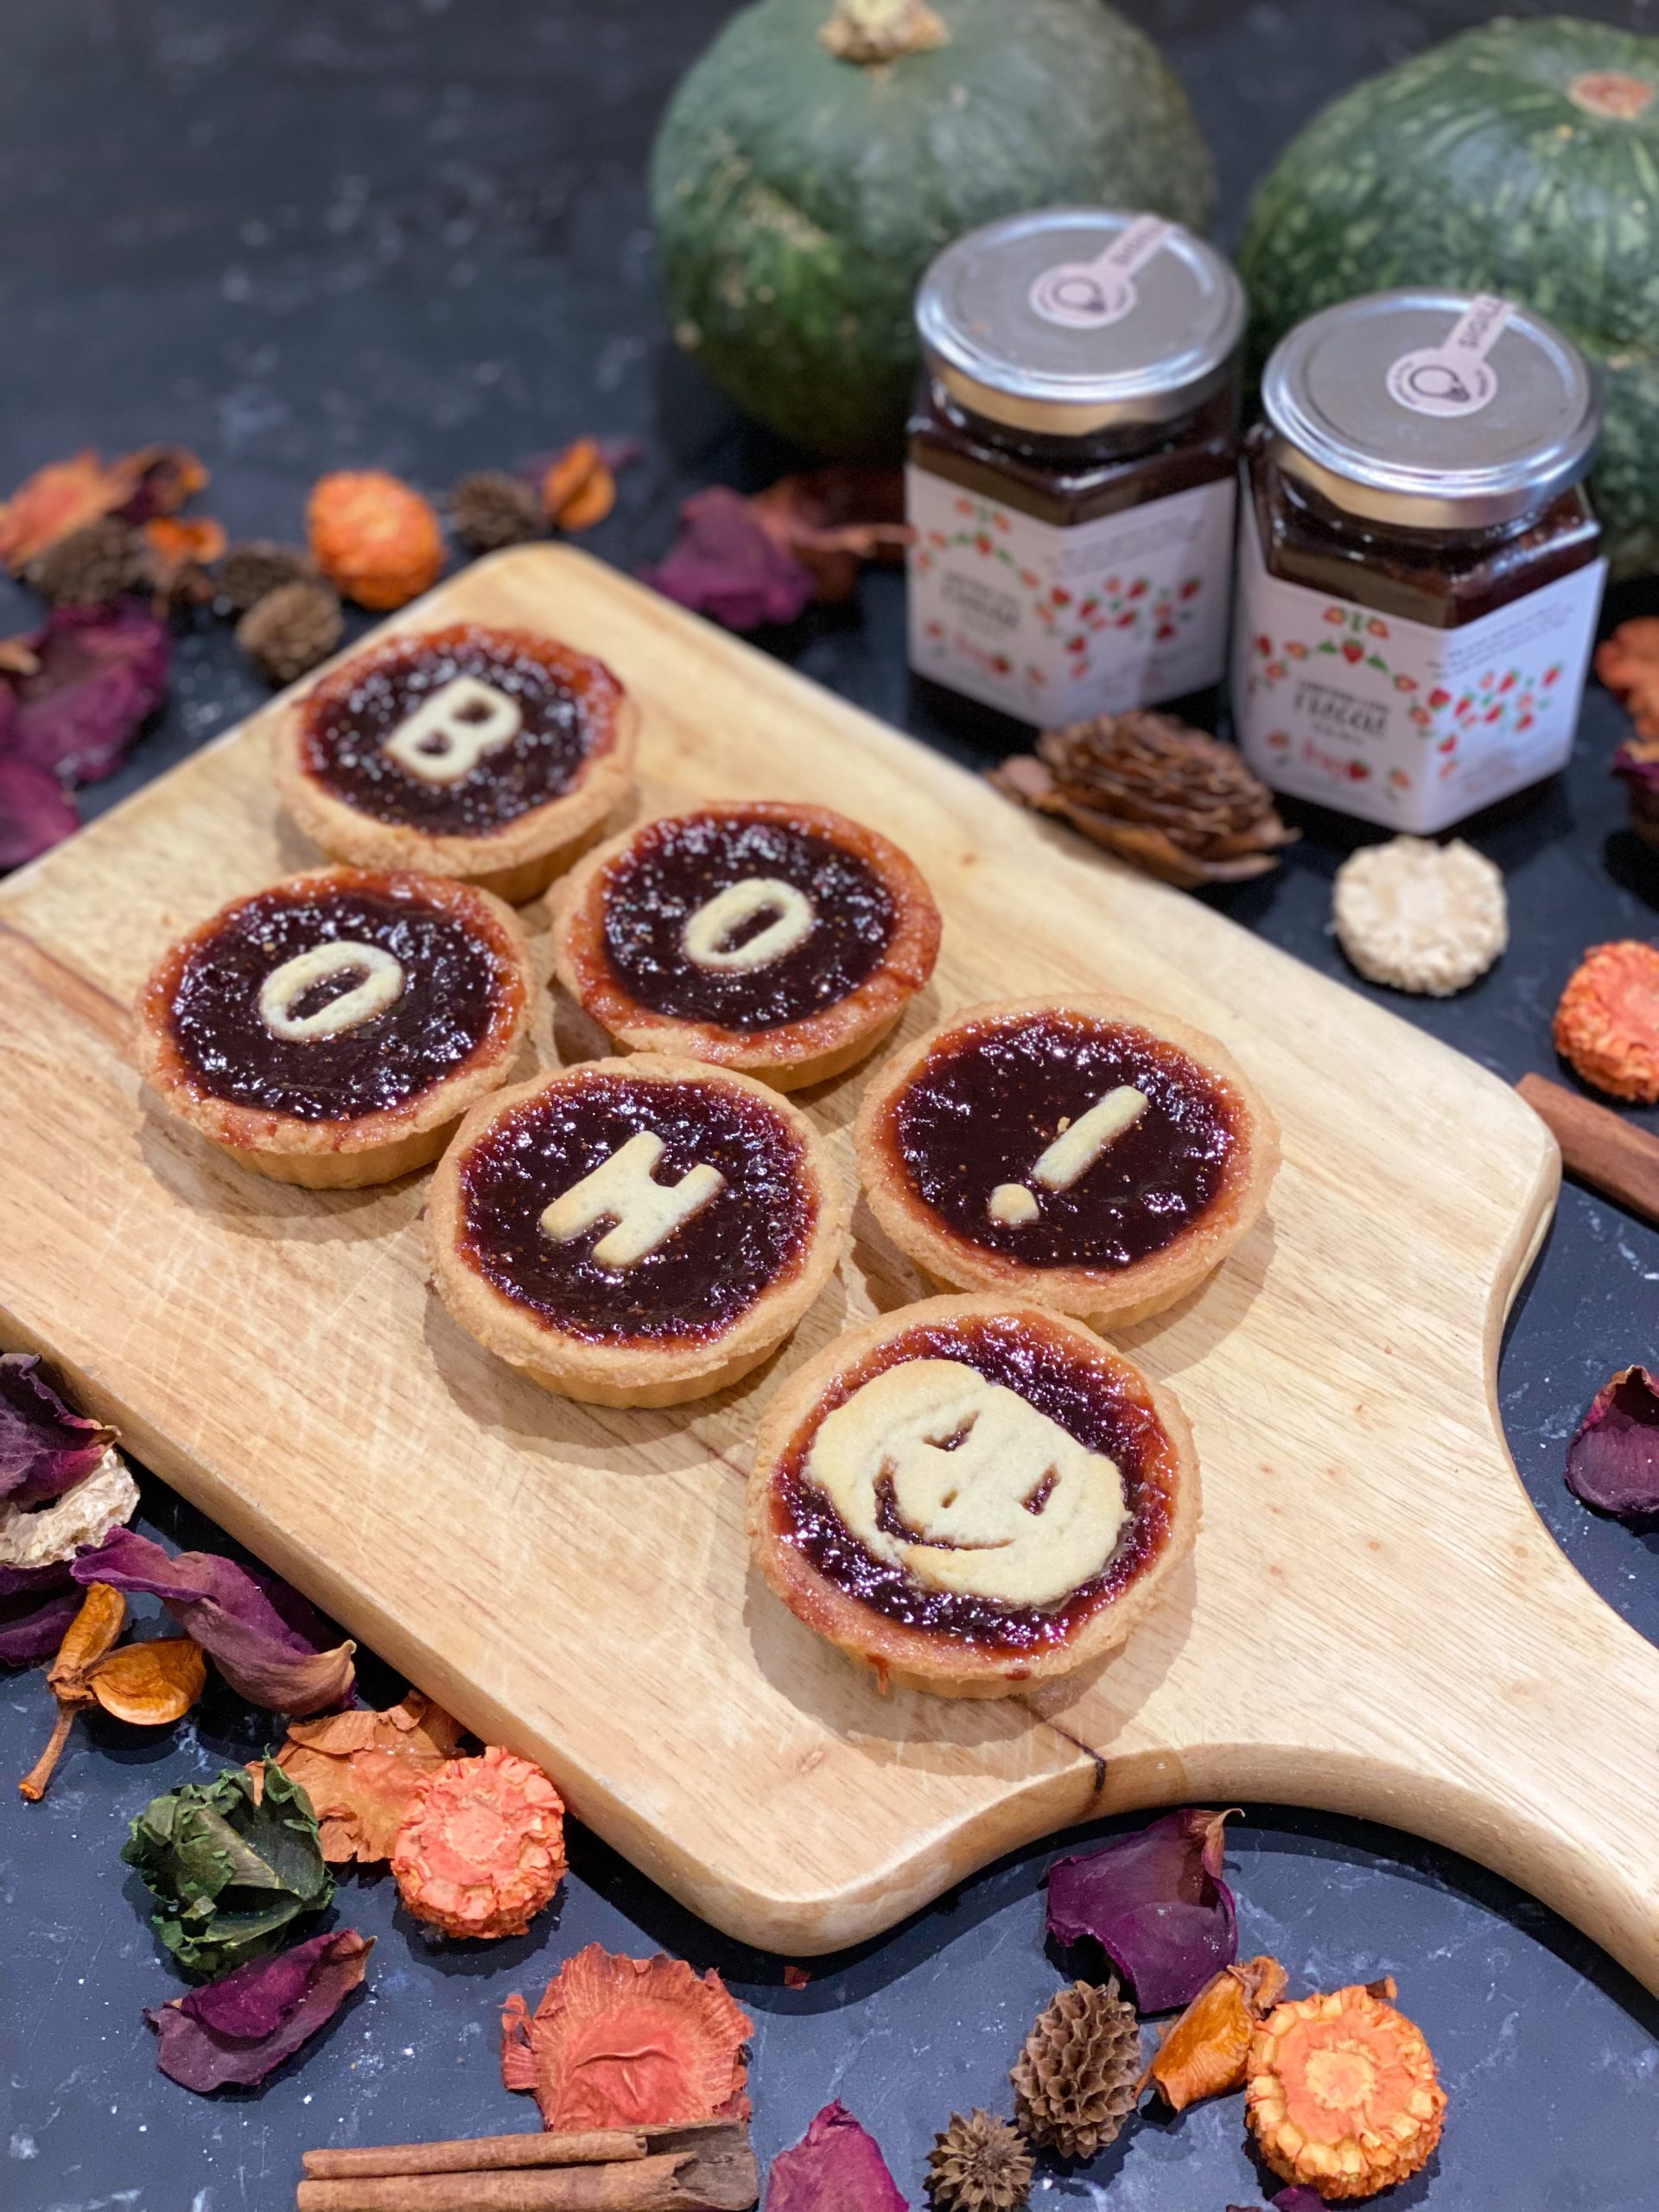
left=1385, top=296, right=1512, bottom=420
left=906, top=467, right=1236, bottom=725
left=1027, top=217, right=1173, bottom=331
left=1231, top=502, right=1605, bottom=833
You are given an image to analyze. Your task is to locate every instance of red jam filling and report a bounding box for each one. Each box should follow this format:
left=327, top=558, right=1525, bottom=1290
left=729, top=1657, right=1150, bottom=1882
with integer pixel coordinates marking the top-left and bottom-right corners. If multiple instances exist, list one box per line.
left=457, top=1072, right=817, bottom=1344
left=773, top=1313, right=1176, bottom=1653
left=887, top=1011, right=1239, bottom=1271
left=598, top=810, right=897, bottom=1033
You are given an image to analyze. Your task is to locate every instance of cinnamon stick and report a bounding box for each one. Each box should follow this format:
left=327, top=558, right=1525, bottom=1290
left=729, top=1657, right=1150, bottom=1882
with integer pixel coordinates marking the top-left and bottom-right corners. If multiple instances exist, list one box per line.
left=296, top=2121, right=757, bottom=2212
left=304, top=2132, right=648, bottom=2178
left=296, top=2152, right=686, bottom=2212
left=1516, top=1073, right=1659, bottom=1225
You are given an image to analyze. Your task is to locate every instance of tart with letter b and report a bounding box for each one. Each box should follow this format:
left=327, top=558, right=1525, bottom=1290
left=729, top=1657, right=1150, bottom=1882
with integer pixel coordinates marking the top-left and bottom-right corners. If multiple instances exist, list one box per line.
left=427, top=1055, right=849, bottom=1408
left=550, top=798, right=942, bottom=1088
left=855, top=995, right=1277, bottom=1327
left=748, top=1294, right=1198, bottom=1698
left=135, top=867, right=532, bottom=1188
left=275, top=621, right=637, bottom=903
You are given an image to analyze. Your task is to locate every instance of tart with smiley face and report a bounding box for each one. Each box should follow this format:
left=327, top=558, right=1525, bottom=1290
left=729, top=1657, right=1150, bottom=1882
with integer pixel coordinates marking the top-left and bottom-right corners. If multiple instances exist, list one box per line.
left=749, top=1294, right=1198, bottom=1697
left=275, top=622, right=637, bottom=904
left=549, top=800, right=942, bottom=1089
left=427, top=1055, right=850, bottom=1408
left=855, top=995, right=1278, bottom=1328
left=135, top=867, right=533, bottom=1188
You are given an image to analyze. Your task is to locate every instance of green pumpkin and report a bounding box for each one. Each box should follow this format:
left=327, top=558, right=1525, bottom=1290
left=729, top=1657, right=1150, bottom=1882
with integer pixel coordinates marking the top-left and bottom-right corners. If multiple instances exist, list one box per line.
left=1238, top=16, right=1659, bottom=579
left=650, top=0, right=1215, bottom=459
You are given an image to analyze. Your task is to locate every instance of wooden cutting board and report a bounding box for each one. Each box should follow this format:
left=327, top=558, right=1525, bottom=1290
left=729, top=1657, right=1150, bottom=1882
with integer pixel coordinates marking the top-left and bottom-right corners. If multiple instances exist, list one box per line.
left=4, top=545, right=1657, bottom=1986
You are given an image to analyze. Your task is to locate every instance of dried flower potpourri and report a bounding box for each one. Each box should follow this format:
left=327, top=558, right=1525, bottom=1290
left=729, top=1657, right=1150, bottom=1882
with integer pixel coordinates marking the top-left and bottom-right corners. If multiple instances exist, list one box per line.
left=0, top=442, right=206, bottom=572
left=124, top=1758, right=334, bottom=1978
left=766, top=2100, right=908, bottom=2212
left=73, top=1526, right=355, bottom=1713
left=1141, top=1955, right=1287, bottom=2111
left=1010, top=1978, right=1141, bottom=2160
left=20, top=1582, right=203, bottom=1801
left=1554, top=941, right=1659, bottom=1103
left=391, top=1743, right=564, bottom=1937
left=147, top=1926, right=372, bottom=2094
left=1046, top=1808, right=1239, bottom=2012
left=307, top=468, right=446, bottom=610
left=274, top=1691, right=466, bottom=1864
left=1599, top=617, right=1659, bottom=743
left=540, top=436, right=619, bottom=531
left=642, top=486, right=817, bottom=630
left=0, top=1352, right=118, bottom=1505
left=5, top=604, right=169, bottom=785
left=927, top=2109, right=1032, bottom=2212
left=502, top=1944, right=751, bottom=2131
left=1566, top=1364, right=1659, bottom=1517
left=0, top=1447, right=136, bottom=1577
left=1245, top=1979, right=1446, bottom=2201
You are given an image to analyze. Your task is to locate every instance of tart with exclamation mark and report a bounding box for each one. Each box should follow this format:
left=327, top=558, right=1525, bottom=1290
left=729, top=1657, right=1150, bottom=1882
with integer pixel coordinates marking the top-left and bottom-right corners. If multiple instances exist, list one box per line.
left=134, top=867, right=533, bottom=1187
left=749, top=1294, right=1199, bottom=1698
left=274, top=622, right=637, bottom=903
left=854, top=995, right=1277, bottom=1327
left=549, top=800, right=942, bottom=1088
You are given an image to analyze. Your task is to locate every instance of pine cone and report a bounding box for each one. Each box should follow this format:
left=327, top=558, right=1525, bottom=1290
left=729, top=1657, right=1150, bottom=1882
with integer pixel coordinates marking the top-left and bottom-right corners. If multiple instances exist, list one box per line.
left=215, top=539, right=320, bottom=616
left=1011, top=1980, right=1141, bottom=2160
left=449, top=470, right=544, bottom=554
left=927, top=2109, right=1033, bottom=2211
left=237, top=580, right=343, bottom=685
left=27, top=518, right=148, bottom=608
left=990, top=710, right=1297, bottom=889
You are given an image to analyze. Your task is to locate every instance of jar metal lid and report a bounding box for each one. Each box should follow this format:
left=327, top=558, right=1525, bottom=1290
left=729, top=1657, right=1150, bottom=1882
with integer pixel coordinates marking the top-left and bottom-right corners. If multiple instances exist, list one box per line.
left=915, top=207, right=1246, bottom=438
left=1262, top=289, right=1601, bottom=531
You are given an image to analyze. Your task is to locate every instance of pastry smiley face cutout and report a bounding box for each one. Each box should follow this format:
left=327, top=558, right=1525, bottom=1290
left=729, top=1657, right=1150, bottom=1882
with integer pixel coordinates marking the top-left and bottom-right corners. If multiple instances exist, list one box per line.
left=275, top=623, right=637, bottom=904
left=427, top=1055, right=849, bottom=1407
left=855, top=995, right=1278, bottom=1327
left=135, top=867, right=532, bottom=1188
left=748, top=1294, right=1198, bottom=1697
left=550, top=800, right=943, bottom=1089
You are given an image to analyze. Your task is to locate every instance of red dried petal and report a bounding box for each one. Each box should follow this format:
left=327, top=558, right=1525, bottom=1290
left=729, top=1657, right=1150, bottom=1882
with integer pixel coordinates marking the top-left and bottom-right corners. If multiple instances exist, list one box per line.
left=1567, top=1365, right=1659, bottom=1517
left=639, top=488, right=815, bottom=631
left=9, top=606, right=170, bottom=785
left=766, top=2102, right=907, bottom=2212
left=0, top=1353, right=117, bottom=1505
left=146, top=1928, right=372, bottom=2093
left=0, top=756, right=77, bottom=869
left=1046, top=1808, right=1239, bottom=2012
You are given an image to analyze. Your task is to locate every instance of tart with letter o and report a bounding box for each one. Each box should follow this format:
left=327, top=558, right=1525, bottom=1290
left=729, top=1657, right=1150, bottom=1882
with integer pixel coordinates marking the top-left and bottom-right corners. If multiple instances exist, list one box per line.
left=427, top=1055, right=849, bottom=1408
left=748, top=1293, right=1198, bottom=1698
left=854, top=995, right=1277, bottom=1328
left=275, top=621, right=637, bottom=904
left=549, top=799, right=942, bottom=1089
left=135, top=867, right=532, bottom=1188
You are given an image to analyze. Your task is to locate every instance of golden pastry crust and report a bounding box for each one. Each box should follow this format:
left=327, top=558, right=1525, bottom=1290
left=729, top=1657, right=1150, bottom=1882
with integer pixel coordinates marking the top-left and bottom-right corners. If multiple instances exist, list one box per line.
left=426, top=1054, right=851, bottom=1408
left=853, top=994, right=1279, bottom=1327
left=748, top=1294, right=1199, bottom=1699
left=548, top=800, right=942, bottom=1089
left=273, top=622, right=638, bottom=904
left=135, top=867, right=533, bottom=1189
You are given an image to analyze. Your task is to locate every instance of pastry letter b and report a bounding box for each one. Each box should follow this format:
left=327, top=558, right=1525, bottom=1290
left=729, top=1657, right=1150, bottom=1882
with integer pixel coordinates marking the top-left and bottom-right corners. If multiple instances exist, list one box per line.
left=382, top=676, right=523, bottom=785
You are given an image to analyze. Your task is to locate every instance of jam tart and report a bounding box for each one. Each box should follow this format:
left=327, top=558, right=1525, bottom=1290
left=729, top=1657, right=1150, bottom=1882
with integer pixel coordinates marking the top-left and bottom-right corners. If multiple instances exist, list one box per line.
left=749, top=1293, right=1198, bottom=1698
left=549, top=799, right=942, bottom=1089
left=135, top=867, right=533, bottom=1188
left=275, top=621, right=637, bottom=904
left=854, top=995, right=1277, bottom=1327
left=427, top=1055, right=850, bottom=1408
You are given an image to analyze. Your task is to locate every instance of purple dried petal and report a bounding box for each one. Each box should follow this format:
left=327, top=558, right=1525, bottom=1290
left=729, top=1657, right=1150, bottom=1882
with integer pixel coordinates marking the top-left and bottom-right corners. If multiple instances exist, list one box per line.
left=1613, top=742, right=1659, bottom=797
left=10, top=605, right=169, bottom=785
left=73, top=1527, right=354, bottom=1713
left=0, top=1584, right=82, bottom=1664
left=0, top=755, right=78, bottom=867
left=0, top=1558, right=73, bottom=1600
left=146, top=1927, right=372, bottom=2093
left=0, top=1353, right=118, bottom=1505
left=1046, top=1808, right=1239, bottom=2012
left=1273, top=2192, right=1328, bottom=2211
left=639, top=486, right=816, bottom=632
left=1567, top=1366, right=1659, bottom=1517
left=766, top=2101, right=907, bottom=2212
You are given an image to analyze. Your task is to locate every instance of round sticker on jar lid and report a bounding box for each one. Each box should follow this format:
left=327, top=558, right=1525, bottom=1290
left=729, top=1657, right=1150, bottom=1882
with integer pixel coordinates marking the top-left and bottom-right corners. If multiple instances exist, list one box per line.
left=915, top=207, right=1246, bottom=438
left=1262, top=288, right=1600, bottom=531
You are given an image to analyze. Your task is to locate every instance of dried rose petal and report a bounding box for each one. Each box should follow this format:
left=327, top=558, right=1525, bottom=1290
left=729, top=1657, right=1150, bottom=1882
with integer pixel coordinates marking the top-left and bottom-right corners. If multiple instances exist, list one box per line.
left=1047, top=1808, right=1239, bottom=2012
left=1567, top=1365, right=1659, bottom=1517
left=73, top=1527, right=354, bottom=1713
left=0, top=1353, right=118, bottom=1507
left=146, top=1927, right=372, bottom=2093
left=748, top=467, right=911, bottom=605
left=640, top=487, right=816, bottom=631
left=9, top=606, right=169, bottom=785
left=0, top=1585, right=83, bottom=1665
left=0, top=744, right=77, bottom=868
left=766, top=2101, right=908, bottom=2212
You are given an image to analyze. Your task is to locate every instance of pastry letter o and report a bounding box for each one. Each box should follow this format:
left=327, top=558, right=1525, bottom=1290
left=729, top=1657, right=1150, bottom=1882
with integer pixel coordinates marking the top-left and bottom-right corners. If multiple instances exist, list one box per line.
left=257, top=941, right=405, bottom=1042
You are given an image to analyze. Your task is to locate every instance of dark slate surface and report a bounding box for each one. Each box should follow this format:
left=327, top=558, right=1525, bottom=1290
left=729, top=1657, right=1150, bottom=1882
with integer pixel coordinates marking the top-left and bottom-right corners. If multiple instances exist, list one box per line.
left=3, top=3, right=1659, bottom=2207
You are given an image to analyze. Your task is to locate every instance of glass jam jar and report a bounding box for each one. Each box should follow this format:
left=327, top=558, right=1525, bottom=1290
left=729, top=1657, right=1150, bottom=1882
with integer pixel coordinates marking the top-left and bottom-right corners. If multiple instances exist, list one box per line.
left=1231, top=289, right=1605, bottom=831
left=906, top=207, right=1245, bottom=726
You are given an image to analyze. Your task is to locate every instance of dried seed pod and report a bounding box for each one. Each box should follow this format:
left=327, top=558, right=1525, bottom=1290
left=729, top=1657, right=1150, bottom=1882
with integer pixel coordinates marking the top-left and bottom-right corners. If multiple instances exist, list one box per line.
left=1246, top=1980, right=1446, bottom=2202
left=27, top=518, right=149, bottom=608
left=927, top=2108, right=1033, bottom=2211
left=215, top=538, right=319, bottom=615
left=1010, top=1979, right=1140, bottom=2160
left=449, top=470, right=543, bottom=554
left=237, top=581, right=344, bottom=685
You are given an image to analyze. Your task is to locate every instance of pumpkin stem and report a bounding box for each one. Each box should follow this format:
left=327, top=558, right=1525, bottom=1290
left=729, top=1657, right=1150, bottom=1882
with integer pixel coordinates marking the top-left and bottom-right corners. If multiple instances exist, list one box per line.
left=1568, top=70, right=1656, bottom=121
left=820, top=0, right=949, bottom=67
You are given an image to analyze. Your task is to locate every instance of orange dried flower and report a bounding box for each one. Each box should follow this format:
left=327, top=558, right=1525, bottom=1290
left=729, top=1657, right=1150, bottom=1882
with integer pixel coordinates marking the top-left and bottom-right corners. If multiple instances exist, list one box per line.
left=1598, top=618, right=1659, bottom=741
left=1246, top=1979, right=1446, bottom=2202
left=0, top=450, right=145, bottom=572
left=143, top=514, right=227, bottom=594
left=391, top=1743, right=565, bottom=1939
left=19, top=1585, right=204, bottom=1801
left=502, top=1943, right=752, bottom=2132
left=275, top=1690, right=465, bottom=1864
left=1142, top=1954, right=1287, bottom=2112
left=1554, top=940, right=1659, bottom=1103
left=307, top=468, right=445, bottom=609
left=541, top=438, right=616, bottom=531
